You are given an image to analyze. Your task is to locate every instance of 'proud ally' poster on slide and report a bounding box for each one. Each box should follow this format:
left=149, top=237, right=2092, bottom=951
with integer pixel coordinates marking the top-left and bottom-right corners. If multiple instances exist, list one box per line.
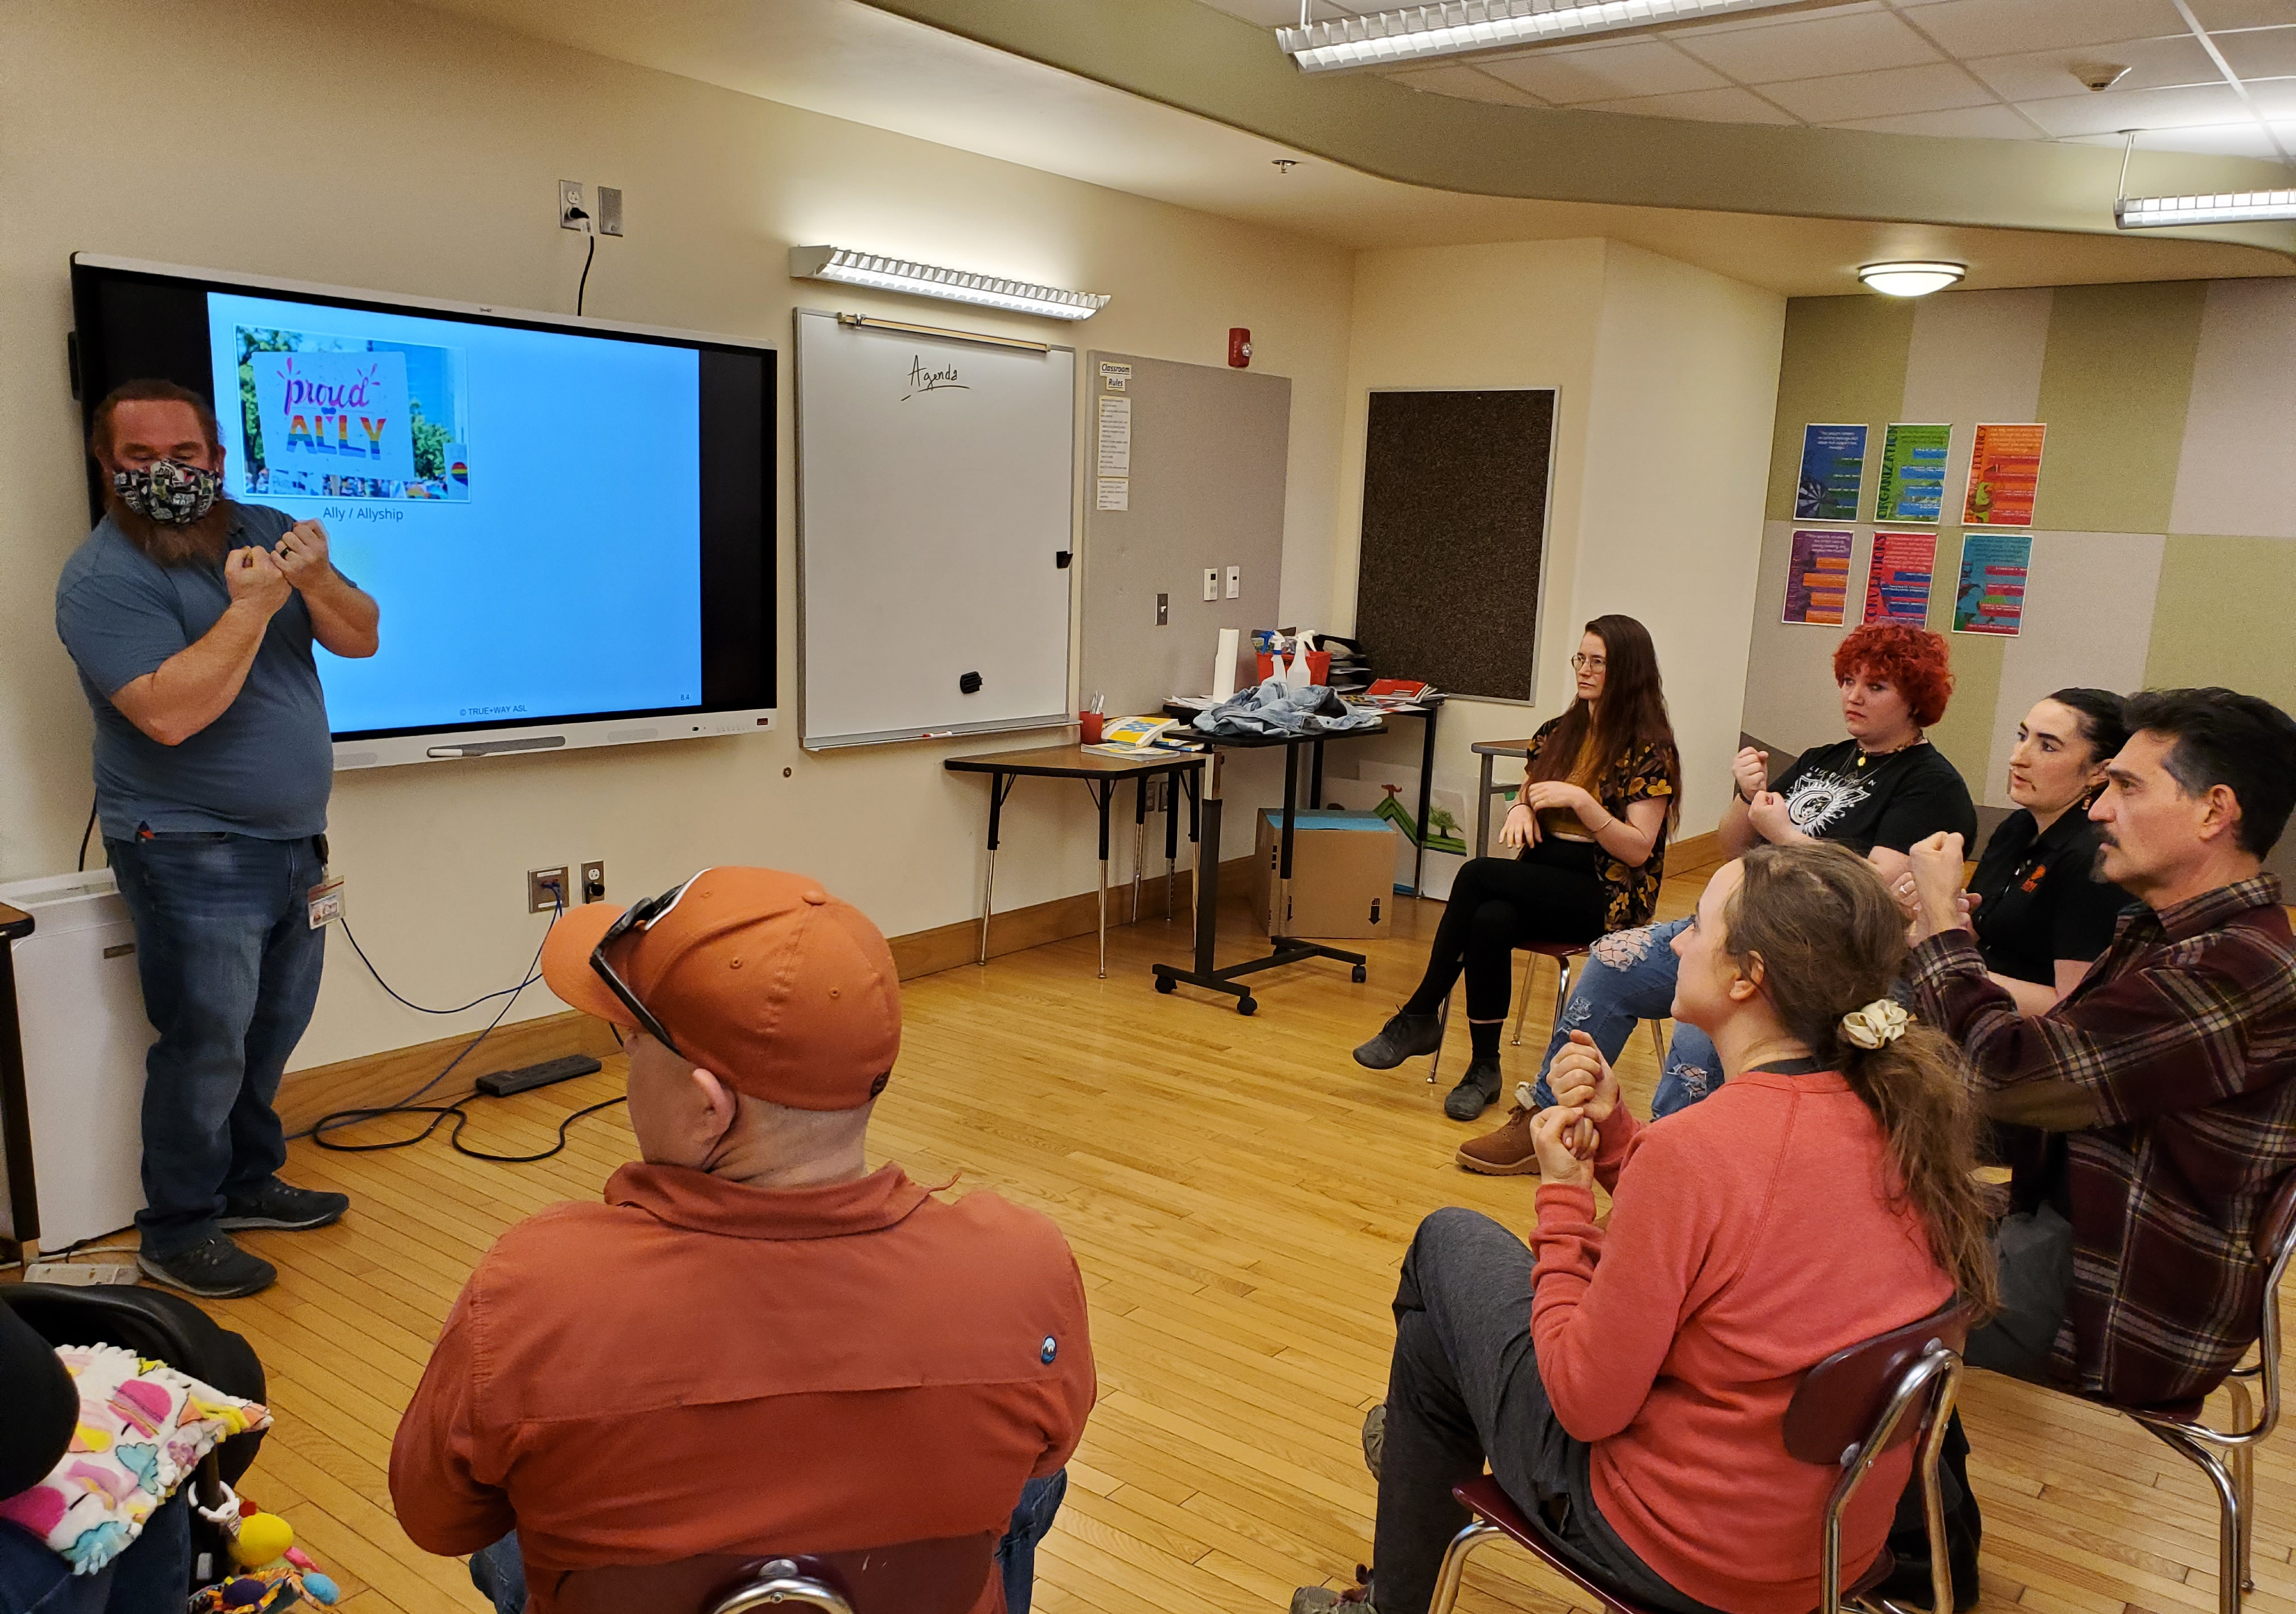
left=1795, top=423, right=1868, bottom=521
left=1954, top=532, right=2032, bottom=636
left=1784, top=529, right=1854, bottom=626
left=1875, top=423, right=1951, bottom=523
left=1862, top=531, right=1937, bottom=626
left=251, top=349, right=415, bottom=479
left=236, top=323, right=472, bottom=501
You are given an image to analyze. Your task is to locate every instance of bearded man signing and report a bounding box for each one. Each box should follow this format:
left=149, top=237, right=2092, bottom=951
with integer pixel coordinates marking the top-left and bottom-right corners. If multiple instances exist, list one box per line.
left=54, top=379, right=380, bottom=1298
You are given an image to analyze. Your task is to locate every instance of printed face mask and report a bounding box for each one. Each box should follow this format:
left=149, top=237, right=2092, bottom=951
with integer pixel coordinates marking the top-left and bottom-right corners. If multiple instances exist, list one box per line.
left=113, top=459, right=221, bottom=525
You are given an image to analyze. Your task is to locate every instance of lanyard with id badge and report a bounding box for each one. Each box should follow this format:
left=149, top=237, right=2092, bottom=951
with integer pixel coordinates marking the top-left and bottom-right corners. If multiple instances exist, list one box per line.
left=308, top=833, right=344, bottom=929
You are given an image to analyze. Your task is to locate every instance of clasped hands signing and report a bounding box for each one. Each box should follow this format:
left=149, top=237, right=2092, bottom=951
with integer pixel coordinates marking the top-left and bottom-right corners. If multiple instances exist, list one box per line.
left=226, top=521, right=334, bottom=613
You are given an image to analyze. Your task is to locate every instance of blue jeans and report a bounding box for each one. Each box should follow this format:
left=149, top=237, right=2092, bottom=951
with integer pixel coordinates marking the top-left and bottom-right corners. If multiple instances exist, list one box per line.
left=0, top=1493, right=189, bottom=1614
left=468, top=1470, right=1069, bottom=1614
left=107, top=832, right=327, bottom=1260
left=1527, top=919, right=1721, bottom=1119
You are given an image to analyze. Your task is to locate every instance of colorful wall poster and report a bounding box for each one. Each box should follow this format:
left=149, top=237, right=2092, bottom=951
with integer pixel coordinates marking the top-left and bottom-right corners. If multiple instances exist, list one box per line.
left=1953, top=532, right=2032, bottom=636
left=1875, top=423, right=1951, bottom=523
left=1795, top=423, right=1868, bottom=521
left=1962, top=423, right=2047, bottom=526
left=1784, top=529, right=1854, bottom=626
left=1862, top=530, right=1938, bottom=626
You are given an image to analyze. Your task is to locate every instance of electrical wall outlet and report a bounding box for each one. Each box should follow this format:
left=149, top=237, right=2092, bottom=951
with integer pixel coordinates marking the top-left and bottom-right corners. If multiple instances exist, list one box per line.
left=1156, top=591, right=1168, bottom=626
left=559, top=179, right=586, bottom=230
left=596, top=186, right=624, bottom=236
left=528, top=866, right=570, bottom=913
left=1201, top=567, right=1219, bottom=602
left=1225, top=565, right=1241, bottom=599
left=580, top=861, right=606, bottom=903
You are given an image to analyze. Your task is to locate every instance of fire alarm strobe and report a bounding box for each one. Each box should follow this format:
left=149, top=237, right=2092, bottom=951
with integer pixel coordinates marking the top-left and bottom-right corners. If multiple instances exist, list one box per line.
left=1228, top=328, right=1252, bottom=368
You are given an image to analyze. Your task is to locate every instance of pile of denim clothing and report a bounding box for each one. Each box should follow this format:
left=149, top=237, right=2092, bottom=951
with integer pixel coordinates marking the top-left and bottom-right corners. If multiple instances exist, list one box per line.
left=1191, top=680, right=1381, bottom=738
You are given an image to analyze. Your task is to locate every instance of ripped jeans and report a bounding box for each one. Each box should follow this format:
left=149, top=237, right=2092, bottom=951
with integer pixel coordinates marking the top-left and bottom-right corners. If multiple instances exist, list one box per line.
left=1527, top=918, right=1720, bottom=1119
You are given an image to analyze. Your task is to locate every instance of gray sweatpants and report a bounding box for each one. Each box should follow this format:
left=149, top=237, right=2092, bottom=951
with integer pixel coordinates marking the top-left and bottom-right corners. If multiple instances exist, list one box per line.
left=1375, top=1207, right=1725, bottom=1614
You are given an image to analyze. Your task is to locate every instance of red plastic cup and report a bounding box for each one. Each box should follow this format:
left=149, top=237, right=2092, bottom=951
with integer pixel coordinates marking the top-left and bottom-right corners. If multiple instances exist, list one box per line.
left=1078, top=711, right=1104, bottom=743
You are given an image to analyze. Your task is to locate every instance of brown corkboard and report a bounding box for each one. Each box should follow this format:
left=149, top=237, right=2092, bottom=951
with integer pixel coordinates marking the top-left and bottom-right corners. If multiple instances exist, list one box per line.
left=1354, top=388, right=1554, bottom=701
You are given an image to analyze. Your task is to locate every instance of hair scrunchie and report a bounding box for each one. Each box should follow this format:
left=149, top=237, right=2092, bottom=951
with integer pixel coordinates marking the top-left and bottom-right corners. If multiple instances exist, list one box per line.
left=1840, top=998, right=1909, bottom=1050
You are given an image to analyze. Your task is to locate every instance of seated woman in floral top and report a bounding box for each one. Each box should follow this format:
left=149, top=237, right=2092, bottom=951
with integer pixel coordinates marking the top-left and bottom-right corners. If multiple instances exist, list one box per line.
left=1353, top=613, right=1679, bottom=1122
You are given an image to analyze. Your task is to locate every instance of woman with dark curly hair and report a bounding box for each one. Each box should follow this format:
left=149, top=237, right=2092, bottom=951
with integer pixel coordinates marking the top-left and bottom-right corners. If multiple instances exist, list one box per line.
left=1458, top=622, right=1978, bottom=1171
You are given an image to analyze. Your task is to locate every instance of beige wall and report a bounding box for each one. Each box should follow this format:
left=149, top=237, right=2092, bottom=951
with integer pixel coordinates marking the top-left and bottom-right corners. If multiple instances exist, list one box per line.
left=0, top=0, right=1356, bottom=1067
left=1332, top=239, right=1784, bottom=845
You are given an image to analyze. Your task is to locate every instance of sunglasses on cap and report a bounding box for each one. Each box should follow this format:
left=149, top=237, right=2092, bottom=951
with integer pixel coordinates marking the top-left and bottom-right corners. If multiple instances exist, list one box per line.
left=589, top=871, right=706, bottom=1056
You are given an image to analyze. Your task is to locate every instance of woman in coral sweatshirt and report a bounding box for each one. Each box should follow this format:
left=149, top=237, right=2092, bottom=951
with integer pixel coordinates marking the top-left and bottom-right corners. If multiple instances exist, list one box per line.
left=1295, top=841, right=1999, bottom=1614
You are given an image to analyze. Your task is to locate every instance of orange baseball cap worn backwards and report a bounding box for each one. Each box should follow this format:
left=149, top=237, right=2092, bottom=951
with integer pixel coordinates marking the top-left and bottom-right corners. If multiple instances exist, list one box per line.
left=542, top=867, right=901, bottom=1111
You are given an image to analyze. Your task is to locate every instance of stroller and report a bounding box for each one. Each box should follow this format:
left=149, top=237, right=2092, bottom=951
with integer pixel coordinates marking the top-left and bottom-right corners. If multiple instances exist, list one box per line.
left=3, top=1281, right=269, bottom=1592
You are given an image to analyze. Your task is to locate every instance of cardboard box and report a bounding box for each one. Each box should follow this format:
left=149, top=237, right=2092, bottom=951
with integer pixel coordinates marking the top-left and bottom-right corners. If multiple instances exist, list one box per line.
left=1252, top=810, right=1398, bottom=939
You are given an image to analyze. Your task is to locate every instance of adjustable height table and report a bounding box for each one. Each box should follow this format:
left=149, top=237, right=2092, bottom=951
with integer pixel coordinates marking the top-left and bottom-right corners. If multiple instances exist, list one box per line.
left=945, top=744, right=1206, bottom=978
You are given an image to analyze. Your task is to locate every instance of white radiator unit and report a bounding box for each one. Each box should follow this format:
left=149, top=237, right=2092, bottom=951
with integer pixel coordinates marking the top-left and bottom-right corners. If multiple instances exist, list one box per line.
left=0, top=870, right=153, bottom=1253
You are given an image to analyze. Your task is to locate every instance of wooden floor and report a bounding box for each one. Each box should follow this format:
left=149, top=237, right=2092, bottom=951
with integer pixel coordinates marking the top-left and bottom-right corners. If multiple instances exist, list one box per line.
left=34, top=869, right=2296, bottom=1614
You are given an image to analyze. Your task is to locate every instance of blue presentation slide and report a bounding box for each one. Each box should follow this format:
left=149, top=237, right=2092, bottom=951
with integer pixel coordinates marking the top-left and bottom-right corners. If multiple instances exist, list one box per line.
left=206, top=292, right=703, bottom=734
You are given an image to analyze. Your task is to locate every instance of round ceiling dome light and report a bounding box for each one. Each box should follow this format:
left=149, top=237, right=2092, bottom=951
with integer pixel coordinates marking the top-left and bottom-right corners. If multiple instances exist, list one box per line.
left=1858, top=261, right=1967, bottom=297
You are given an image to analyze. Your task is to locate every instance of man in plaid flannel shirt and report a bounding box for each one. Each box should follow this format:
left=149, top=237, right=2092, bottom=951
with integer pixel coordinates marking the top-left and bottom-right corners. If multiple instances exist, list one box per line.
left=1908, top=687, right=2296, bottom=1408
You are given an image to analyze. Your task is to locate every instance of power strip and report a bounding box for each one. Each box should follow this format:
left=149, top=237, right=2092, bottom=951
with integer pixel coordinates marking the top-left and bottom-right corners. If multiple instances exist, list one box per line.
left=475, top=1054, right=604, bottom=1098
left=23, top=1261, right=139, bottom=1287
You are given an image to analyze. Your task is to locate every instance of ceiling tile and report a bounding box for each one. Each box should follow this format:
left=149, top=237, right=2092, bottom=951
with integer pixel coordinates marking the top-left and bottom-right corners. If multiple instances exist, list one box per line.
left=1573, top=85, right=1802, bottom=123
left=1672, top=9, right=1943, bottom=81
left=2180, top=0, right=2296, bottom=28
left=1827, top=103, right=2040, bottom=137
left=2078, top=120, right=2283, bottom=156
left=2019, top=79, right=2254, bottom=134
left=1961, top=33, right=2223, bottom=100
left=1477, top=39, right=1729, bottom=103
left=1895, top=0, right=2192, bottom=58
left=2245, top=75, right=2296, bottom=112
left=1380, top=63, right=1547, bottom=105
left=1189, top=0, right=1325, bottom=26
left=2213, top=26, right=2296, bottom=79
left=1760, top=60, right=1999, bottom=121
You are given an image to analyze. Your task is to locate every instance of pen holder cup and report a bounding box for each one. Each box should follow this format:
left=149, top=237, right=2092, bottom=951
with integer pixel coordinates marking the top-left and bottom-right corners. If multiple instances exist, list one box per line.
left=1077, top=712, right=1104, bottom=744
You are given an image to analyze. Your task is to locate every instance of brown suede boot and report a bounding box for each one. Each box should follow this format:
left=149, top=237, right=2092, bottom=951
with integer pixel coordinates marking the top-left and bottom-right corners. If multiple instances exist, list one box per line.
left=1454, top=1083, right=1542, bottom=1175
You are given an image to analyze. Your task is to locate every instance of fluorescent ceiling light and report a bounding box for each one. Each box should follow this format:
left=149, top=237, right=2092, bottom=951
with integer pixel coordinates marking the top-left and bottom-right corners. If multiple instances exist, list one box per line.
left=1857, top=261, right=1966, bottom=297
left=2114, top=190, right=2296, bottom=229
left=788, top=245, right=1109, bottom=320
left=1277, top=0, right=1806, bottom=72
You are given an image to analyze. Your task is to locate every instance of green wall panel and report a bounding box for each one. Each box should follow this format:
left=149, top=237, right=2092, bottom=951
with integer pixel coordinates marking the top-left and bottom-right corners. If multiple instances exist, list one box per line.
left=1923, top=528, right=2006, bottom=789
left=1764, top=297, right=1916, bottom=521
left=2144, top=534, right=2296, bottom=712
left=2030, top=282, right=2207, bottom=535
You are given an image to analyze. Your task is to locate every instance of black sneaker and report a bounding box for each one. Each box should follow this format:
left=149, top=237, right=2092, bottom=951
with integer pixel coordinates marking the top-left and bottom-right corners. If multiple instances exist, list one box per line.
left=1352, top=1010, right=1444, bottom=1070
left=1442, top=1058, right=1504, bottom=1121
left=219, top=1180, right=349, bottom=1232
left=139, top=1236, right=276, bottom=1298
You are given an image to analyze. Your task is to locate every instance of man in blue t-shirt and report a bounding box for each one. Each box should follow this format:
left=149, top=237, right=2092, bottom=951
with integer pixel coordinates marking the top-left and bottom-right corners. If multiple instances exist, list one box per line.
left=55, top=379, right=380, bottom=1298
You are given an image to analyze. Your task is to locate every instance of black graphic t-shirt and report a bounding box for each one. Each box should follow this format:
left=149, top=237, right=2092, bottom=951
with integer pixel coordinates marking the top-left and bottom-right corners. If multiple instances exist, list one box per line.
left=1770, top=738, right=1977, bottom=858
left=1969, top=806, right=2129, bottom=986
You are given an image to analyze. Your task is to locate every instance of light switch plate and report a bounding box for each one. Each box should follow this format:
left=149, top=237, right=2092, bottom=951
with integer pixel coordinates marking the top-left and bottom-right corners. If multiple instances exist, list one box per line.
left=1225, top=565, right=1241, bottom=599
left=1202, top=568, right=1219, bottom=602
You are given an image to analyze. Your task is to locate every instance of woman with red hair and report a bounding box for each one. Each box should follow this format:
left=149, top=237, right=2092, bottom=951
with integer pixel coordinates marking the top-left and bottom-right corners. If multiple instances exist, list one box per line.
left=1458, top=622, right=1977, bottom=1169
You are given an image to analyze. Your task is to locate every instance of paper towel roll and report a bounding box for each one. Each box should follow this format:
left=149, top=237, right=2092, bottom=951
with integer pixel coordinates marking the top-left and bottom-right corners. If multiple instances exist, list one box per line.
left=1211, top=627, right=1240, bottom=703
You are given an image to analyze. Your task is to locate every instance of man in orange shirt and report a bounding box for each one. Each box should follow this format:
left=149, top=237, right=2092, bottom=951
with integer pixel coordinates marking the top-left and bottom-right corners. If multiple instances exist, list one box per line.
left=388, top=867, right=1094, bottom=1614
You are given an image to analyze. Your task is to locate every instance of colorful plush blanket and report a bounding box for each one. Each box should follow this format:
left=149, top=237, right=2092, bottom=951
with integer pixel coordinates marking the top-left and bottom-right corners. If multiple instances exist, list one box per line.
left=0, top=1343, right=269, bottom=1574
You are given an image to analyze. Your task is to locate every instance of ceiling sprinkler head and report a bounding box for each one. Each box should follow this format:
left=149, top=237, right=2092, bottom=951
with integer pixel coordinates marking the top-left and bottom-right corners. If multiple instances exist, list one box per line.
left=1272, top=158, right=1301, bottom=174
left=2073, top=62, right=2133, bottom=92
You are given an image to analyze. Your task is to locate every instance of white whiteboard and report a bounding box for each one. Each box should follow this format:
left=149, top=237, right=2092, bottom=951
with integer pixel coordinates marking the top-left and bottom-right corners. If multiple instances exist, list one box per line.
left=795, top=310, right=1076, bottom=748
